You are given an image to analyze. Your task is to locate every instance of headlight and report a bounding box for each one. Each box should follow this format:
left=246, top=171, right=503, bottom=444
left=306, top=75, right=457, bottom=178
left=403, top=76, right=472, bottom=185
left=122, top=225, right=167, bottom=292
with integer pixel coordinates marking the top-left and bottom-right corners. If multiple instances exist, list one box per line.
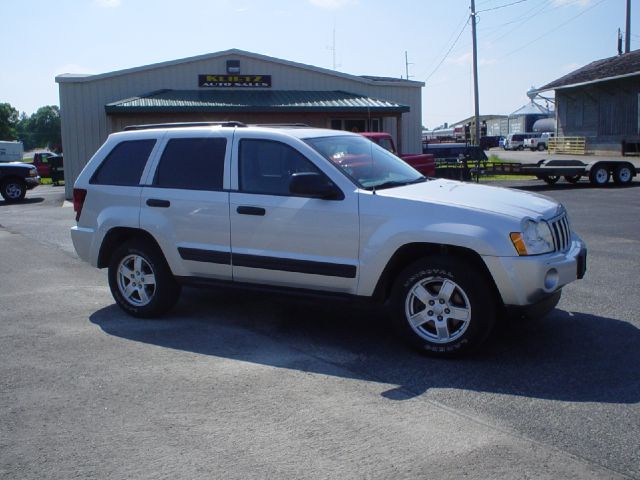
left=510, top=219, right=554, bottom=255
left=29, top=168, right=38, bottom=177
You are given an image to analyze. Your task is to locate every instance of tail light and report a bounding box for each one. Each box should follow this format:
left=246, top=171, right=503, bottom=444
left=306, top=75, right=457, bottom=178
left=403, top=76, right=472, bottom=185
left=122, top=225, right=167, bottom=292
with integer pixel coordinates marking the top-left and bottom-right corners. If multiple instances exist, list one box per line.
left=73, top=188, right=87, bottom=222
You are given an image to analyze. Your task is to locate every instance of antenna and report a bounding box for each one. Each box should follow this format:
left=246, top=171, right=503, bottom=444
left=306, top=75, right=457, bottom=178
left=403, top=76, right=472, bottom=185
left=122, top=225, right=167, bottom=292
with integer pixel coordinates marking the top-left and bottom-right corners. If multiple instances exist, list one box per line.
left=405, top=51, right=414, bottom=80
left=327, top=26, right=340, bottom=70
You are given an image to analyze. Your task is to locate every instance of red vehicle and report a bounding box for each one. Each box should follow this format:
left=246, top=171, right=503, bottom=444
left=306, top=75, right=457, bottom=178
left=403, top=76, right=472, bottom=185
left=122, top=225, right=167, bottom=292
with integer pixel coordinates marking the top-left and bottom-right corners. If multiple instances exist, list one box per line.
left=360, top=132, right=435, bottom=177
left=32, top=152, right=62, bottom=178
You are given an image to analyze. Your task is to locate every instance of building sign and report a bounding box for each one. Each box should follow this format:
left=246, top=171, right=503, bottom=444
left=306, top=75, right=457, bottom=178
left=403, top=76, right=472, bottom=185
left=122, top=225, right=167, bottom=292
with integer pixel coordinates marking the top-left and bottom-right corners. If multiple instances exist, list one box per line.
left=198, top=74, right=272, bottom=88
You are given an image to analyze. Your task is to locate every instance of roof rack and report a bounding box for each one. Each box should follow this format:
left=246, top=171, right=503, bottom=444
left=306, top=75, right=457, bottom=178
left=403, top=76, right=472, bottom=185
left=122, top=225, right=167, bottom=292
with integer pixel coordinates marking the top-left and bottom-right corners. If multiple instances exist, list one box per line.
left=250, top=123, right=311, bottom=128
left=123, top=121, right=246, bottom=131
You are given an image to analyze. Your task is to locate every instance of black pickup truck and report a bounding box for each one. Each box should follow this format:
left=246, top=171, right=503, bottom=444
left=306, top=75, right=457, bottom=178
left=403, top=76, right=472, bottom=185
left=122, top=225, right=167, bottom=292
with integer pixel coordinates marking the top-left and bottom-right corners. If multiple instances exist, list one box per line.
left=0, top=162, right=40, bottom=202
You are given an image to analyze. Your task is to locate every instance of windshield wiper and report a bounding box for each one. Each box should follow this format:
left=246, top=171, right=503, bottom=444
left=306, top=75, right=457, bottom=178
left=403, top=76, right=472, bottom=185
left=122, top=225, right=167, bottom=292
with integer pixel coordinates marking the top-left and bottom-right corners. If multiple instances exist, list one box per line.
left=371, top=176, right=427, bottom=190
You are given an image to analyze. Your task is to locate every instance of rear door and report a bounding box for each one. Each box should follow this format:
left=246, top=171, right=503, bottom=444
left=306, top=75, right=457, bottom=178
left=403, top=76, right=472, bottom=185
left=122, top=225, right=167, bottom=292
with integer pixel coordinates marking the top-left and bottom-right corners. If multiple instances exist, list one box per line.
left=228, top=133, right=360, bottom=293
left=140, top=129, right=232, bottom=280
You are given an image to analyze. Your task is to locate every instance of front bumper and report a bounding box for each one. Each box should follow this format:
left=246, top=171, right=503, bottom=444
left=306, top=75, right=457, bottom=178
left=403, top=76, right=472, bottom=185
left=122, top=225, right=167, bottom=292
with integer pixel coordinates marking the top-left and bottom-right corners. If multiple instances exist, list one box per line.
left=483, top=234, right=587, bottom=309
left=26, top=176, right=40, bottom=189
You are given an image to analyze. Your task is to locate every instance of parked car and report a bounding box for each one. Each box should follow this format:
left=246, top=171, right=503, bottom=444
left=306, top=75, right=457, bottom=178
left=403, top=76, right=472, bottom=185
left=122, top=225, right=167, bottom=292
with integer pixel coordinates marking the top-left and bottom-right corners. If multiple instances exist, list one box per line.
left=524, top=132, right=554, bottom=151
left=503, top=133, right=532, bottom=151
left=32, top=151, right=58, bottom=177
left=71, top=122, right=586, bottom=357
left=360, top=132, right=435, bottom=177
left=0, top=162, right=40, bottom=202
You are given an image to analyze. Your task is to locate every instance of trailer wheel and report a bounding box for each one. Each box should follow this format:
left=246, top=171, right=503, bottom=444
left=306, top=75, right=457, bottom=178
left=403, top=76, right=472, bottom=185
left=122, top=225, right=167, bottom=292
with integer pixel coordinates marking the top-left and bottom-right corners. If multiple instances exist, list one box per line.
left=613, top=164, right=633, bottom=185
left=564, top=175, right=581, bottom=184
left=589, top=165, right=610, bottom=186
left=542, top=175, right=560, bottom=184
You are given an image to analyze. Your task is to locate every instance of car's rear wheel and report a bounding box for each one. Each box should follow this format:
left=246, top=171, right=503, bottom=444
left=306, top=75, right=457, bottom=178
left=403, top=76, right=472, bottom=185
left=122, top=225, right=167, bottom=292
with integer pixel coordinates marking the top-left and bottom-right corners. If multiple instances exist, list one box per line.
left=1, top=178, right=26, bottom=202
left=108, top=239, right=181, bottom=317
left=390, top=256, right=497, bottom=357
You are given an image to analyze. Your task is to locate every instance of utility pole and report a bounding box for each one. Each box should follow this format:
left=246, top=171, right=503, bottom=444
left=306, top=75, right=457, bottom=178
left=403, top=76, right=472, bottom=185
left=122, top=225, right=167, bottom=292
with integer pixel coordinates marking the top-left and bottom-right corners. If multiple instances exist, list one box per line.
left=625, top=0, right=631, bottom=53
left=470, top=0, right=480, bottom=146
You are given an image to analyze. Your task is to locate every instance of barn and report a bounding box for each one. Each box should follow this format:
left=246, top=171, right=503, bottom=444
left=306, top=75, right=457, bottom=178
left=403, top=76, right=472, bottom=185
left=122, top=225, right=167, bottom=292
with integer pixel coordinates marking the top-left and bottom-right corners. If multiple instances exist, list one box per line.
left=535, top=49, right=640, bottom=155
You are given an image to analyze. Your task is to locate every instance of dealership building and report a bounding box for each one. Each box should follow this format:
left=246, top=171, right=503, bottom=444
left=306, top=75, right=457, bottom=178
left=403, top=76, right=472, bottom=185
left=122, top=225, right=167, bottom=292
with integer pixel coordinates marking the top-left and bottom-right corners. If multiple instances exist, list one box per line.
left=56, top=48, right=424, bottom=198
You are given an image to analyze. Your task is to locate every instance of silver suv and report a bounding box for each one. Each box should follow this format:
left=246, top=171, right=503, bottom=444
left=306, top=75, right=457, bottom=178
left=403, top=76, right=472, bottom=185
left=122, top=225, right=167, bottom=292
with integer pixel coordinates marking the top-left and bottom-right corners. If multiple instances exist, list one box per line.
left=71, top=122, right=586, bottom=356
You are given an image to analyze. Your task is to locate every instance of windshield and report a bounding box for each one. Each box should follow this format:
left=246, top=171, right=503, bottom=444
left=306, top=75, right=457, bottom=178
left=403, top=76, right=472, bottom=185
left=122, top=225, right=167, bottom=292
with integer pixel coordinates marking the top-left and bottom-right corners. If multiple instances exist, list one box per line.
left=305, top=135, right=425, bottom=190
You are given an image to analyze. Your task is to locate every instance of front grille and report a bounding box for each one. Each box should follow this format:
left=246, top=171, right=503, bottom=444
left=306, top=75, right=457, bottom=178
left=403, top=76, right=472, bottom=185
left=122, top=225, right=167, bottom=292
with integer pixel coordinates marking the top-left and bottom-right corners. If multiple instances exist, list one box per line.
left=549, top=214, right=571, bottom=252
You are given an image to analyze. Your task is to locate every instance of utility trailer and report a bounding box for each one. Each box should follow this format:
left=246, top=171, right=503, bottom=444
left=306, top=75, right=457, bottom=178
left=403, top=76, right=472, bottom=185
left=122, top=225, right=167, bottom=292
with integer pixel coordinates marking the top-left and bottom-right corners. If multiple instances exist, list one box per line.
left=474, top=159, right=638, bottom=186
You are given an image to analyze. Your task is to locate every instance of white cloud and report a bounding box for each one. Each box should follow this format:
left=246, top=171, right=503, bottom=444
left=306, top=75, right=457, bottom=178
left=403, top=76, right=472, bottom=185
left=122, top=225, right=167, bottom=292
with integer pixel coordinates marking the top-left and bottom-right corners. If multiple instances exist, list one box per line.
left=95, top=0, right=121, bottom=7
left=308, top=0, right=357, bottom=9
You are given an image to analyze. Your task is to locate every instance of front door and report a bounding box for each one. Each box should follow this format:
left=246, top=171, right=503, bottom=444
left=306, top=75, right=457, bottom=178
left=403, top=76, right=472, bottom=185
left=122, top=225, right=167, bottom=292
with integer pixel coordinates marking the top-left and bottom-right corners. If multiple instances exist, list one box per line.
left=229, top=137, right=359, bottom=293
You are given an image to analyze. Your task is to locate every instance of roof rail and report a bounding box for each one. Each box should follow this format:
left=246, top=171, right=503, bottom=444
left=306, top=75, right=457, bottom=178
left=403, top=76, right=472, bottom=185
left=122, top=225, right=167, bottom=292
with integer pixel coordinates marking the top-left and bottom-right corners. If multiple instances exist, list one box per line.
left=251, top=123, right=311, bottom=128
left=123, top=121, right=246, bottom=131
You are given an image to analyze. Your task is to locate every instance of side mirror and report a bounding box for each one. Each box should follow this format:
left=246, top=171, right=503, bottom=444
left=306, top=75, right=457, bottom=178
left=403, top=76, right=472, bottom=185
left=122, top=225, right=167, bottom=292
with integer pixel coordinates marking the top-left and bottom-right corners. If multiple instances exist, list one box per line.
left=289, top=172, right=343, bottom=200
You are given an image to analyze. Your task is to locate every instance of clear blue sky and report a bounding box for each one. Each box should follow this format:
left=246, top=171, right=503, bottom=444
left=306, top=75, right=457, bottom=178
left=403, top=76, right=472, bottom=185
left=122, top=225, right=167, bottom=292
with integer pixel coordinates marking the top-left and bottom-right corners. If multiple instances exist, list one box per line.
left=2, top=0, right=636, bottom=128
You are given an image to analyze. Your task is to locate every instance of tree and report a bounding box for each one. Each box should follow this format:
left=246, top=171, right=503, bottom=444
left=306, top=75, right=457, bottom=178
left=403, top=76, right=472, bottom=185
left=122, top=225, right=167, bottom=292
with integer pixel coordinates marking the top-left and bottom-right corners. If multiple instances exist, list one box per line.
left=28, top=106, right=61, bottom=151
left=0, top=103, right=19, bottom=140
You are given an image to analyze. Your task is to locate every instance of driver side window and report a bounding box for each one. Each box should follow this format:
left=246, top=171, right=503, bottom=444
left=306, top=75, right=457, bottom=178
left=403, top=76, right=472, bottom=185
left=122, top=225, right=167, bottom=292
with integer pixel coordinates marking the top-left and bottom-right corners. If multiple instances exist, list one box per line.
left=239, top=139, right=323, bottom=195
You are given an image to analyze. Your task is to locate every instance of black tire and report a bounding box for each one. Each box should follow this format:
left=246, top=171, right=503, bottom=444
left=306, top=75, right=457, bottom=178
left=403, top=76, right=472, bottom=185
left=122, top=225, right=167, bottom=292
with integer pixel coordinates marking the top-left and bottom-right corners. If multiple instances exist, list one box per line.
left=612, top=164, right=633, bottom=185
left=1, top=178, right=27, bottom=202
left=542, top=175, right=560, bottom=184
left=108, top=239, right=181, bottom=318
left=517, top=145, right=524, bottom=151
left=537, top=143, right=545, bottom=151
left=589, top=165, right=610, bottom=186
left=564, top=175, right=581, bottom=184
left=389, top=256, right=497, bottom=357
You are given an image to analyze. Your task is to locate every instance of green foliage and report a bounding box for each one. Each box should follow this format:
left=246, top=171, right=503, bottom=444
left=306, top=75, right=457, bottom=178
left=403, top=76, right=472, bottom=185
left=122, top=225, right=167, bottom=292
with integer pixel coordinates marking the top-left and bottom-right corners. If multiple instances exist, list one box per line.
left=15, top=105, right=62, bottom=151
left=0, top=103, right=19, bottom=140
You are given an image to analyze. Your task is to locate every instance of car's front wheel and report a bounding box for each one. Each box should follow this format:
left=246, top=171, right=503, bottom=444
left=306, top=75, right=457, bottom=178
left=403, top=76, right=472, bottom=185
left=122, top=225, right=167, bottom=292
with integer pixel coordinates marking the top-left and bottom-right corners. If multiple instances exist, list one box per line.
left=1, top=178, right=26, bottom=202
left=390, top=256, right=497, bottom=357
left=108, top=239, right=181, bottom=317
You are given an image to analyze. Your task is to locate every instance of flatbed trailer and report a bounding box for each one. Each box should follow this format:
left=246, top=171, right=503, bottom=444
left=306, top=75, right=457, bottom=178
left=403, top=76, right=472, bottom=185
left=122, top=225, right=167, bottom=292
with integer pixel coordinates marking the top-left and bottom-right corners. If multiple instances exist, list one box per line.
left=474, top=159, right=639, bottom=186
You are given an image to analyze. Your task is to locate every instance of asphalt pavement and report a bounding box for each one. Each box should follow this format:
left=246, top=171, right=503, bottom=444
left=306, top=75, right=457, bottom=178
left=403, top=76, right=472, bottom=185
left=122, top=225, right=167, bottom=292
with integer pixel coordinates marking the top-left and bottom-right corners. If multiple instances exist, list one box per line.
left=1, top=182, right=639, bottom=479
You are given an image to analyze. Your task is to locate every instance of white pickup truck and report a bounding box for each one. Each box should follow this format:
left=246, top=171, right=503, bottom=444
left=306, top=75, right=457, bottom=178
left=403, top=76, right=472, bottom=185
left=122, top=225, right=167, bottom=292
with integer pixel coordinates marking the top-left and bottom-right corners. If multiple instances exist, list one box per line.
left=71, top=122, right=587, bottom=357
left=524, top=132, right=554, bottom=151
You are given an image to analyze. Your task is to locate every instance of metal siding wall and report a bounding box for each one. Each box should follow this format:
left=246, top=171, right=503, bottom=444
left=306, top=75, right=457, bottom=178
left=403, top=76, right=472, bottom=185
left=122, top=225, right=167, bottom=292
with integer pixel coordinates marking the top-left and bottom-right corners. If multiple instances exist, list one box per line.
left=59, top=53, right=423, bottom=197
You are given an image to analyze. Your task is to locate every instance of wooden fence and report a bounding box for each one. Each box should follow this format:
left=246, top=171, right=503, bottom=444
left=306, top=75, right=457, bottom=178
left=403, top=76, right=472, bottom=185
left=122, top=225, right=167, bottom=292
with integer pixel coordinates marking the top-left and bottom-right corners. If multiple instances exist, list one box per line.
left=548, top=136, right=586, bottom=154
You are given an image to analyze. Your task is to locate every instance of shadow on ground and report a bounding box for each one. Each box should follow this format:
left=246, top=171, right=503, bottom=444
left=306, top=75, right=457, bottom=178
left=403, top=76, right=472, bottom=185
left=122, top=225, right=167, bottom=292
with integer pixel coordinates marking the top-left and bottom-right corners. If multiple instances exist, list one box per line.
left=90, top=287, right=640, bottom=404
left=0, top=197, right=45, bottom=206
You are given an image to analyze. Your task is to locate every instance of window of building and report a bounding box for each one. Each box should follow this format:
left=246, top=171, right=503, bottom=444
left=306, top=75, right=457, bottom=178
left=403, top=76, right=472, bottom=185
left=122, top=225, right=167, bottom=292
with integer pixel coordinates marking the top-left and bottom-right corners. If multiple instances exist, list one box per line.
left=153, top=138, right=226, bottom=190
left=239, top=139, right=323, bottom=196
left=330, top=118, right=382, bottom=132
left=91, top=139, right=156, bottom=186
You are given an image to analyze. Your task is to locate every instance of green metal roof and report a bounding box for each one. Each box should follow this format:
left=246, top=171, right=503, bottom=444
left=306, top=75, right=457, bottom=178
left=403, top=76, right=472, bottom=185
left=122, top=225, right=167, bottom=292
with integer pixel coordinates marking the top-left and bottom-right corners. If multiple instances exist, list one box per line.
left=105, top=89, right=410, bottom=114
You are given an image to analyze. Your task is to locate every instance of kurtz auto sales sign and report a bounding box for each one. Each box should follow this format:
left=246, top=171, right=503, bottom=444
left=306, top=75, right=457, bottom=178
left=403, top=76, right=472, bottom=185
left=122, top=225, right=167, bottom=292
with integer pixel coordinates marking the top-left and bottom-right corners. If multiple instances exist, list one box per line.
left=198, top=75, right=272, bottom=88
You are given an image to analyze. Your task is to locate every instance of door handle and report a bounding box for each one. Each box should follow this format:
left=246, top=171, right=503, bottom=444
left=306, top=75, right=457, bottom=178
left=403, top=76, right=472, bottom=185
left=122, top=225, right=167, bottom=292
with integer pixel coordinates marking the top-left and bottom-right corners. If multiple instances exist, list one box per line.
left=237, top=206, right=266, bottom=216
left=146, top=198, right=170, bottom=208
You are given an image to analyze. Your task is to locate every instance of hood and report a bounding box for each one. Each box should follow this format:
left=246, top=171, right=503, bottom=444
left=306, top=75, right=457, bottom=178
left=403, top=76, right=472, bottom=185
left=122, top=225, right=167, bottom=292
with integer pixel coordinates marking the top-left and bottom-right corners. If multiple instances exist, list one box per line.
left=377, top=179, right=561, bottom=220
left=2, top=161, right=35, bottom=168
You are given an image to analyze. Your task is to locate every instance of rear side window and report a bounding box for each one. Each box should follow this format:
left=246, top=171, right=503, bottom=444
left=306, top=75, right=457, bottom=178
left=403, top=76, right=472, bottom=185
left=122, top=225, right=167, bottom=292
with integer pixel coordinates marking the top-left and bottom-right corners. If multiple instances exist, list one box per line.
left=91, top=139, right=156, bottom=186
left=154, top=137, right=226, bottom=190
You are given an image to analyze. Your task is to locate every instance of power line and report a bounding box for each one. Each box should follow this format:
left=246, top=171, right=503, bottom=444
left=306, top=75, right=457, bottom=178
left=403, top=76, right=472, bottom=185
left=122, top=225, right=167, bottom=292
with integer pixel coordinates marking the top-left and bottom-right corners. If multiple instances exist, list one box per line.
left=425, top=17, right=470, bottom=84
left=477, top=0, right=527, bottom=13
left=500, top=0, right=607, bottom=59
